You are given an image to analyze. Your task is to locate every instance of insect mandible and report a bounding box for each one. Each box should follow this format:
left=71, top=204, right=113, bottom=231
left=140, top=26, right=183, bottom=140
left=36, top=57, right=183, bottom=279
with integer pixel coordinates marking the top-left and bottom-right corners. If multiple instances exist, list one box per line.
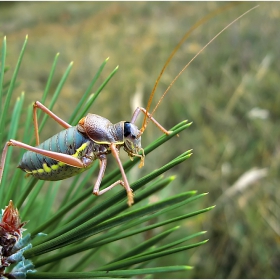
left=0, top=5, right=257, bottom=206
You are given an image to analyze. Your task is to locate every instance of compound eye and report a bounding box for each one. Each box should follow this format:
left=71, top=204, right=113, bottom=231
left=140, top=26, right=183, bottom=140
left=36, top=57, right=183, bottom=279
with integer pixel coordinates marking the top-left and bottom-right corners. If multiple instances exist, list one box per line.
left=124, top=122, right=138, bottom=140
left=124, top=122, right=131, bottom=137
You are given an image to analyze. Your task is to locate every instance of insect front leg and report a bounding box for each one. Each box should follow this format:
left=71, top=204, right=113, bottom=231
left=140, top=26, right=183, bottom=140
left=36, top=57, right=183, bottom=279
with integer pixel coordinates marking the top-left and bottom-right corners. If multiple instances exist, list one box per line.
left=110, top=144, right=134, bottom=206
left=92, top=145, right=134, bottom=207
left=92, top=154, right=128, bottom=200
left=33, top=101, right=72, bottom=145
left=131, top=107, right=172, bottom=136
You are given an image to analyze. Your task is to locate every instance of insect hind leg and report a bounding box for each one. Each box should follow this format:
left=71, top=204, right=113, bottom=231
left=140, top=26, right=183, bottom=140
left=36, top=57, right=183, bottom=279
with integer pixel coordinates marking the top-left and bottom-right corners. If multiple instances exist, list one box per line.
left=33, top=101, right=72, bottom=145
left=0, top=142, right=10, bottom=185
left=0, top=139, right=86, bottom=185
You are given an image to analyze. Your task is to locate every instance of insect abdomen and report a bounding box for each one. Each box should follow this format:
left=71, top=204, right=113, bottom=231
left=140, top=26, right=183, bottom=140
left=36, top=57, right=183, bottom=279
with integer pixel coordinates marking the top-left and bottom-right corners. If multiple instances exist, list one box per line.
left=18, top=126, right=94, bottom=181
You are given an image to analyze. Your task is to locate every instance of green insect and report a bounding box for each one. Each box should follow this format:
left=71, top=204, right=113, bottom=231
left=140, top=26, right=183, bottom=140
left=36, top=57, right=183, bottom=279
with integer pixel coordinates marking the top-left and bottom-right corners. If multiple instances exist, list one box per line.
left=0, top=5, right=257, bottom=206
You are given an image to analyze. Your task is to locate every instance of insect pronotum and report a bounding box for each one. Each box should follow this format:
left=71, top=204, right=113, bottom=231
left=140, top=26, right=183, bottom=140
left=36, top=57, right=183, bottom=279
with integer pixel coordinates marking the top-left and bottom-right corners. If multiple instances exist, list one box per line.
left=0, top=5, right=258, bottom=206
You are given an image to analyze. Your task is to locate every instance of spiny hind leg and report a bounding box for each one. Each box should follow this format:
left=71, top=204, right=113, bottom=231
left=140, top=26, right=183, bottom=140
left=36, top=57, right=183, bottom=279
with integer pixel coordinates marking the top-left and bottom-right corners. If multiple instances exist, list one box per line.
left=33, top=101, right=72, bottom=145
left=0, top=139, right=86, bottom=185
left=0, top=142, right=10, bottom=185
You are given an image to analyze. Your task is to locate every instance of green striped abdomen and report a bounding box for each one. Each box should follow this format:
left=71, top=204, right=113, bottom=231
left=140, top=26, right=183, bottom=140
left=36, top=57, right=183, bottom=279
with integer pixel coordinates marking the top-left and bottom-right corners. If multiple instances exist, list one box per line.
left=18, top=126, right=95, bottom=181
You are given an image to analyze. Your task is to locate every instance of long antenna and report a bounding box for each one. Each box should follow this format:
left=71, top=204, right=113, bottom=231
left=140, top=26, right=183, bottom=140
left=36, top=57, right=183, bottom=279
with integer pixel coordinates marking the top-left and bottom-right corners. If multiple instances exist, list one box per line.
left=140, top=4, right=259, bottom=134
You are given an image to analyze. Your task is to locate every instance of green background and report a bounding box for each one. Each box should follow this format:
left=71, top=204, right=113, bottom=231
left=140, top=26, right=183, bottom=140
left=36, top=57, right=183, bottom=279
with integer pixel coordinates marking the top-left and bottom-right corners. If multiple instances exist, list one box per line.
left=0, top=2, right=279, bottom=278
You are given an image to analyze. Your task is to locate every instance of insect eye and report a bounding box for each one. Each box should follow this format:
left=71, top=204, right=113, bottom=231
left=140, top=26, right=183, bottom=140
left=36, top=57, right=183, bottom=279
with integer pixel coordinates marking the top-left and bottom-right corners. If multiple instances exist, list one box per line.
left=124, top=122, right=131, bottom=137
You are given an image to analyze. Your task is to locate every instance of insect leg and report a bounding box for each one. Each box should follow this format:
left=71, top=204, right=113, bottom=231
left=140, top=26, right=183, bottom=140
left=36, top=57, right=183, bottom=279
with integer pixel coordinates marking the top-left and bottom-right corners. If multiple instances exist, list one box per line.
left=111, top=144, right=134, bottom=206
left=0, top=142, right=10, bottom=185
left=93, top=152, right=134, bottom=206
left=92, top=155, right=126, bottom=197
left=92, top=155, right=107, bottom=195
left=0, top=139, right=85, bottom=185
left=33, top=101, right=72, bottom=145
left=131, top=107, right=171, bottom=136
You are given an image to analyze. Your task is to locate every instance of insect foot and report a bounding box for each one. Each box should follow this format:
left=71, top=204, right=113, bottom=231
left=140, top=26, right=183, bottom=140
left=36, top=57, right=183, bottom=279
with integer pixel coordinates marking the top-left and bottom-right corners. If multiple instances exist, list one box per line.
left=93, top=179, right=134, bottom=207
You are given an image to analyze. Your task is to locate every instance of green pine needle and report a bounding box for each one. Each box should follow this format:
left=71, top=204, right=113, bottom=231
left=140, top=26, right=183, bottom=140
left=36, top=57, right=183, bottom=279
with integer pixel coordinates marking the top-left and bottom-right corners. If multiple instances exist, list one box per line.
left=1, top=35, right=212, bottom=278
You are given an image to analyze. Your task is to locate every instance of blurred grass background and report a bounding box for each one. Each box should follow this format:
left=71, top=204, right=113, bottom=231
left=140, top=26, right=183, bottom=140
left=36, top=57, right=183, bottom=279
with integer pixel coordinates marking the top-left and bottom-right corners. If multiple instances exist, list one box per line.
left=0, top=1, right=279, bottom=278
